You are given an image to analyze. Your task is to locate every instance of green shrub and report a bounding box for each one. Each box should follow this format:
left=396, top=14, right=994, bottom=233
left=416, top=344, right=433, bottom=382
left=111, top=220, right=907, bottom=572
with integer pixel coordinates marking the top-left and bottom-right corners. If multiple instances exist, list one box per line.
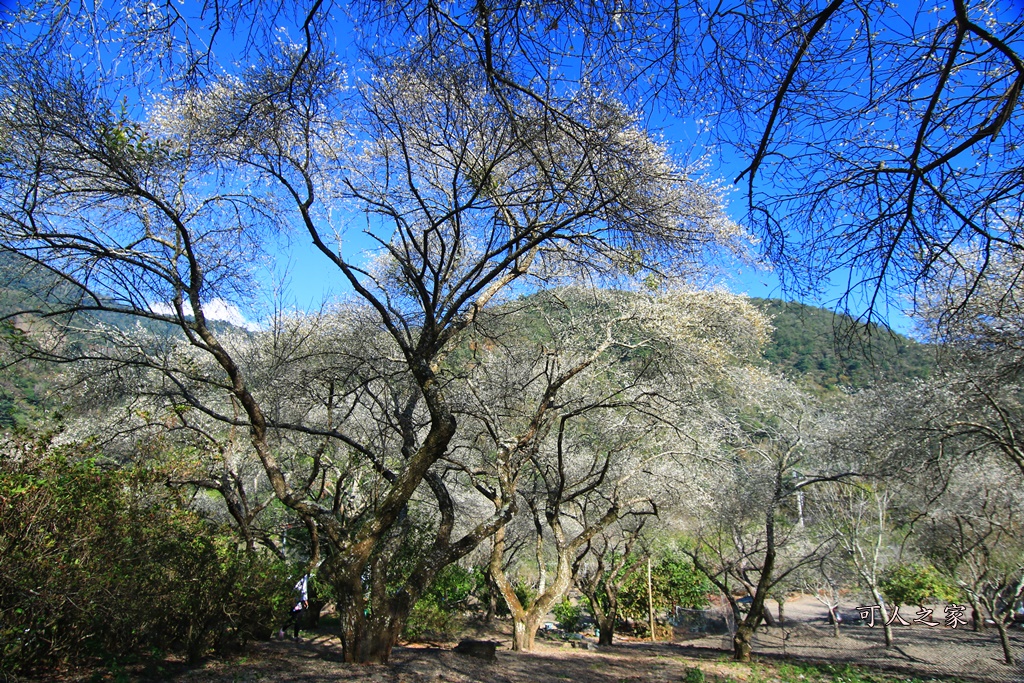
left=685, top=667, right=706, bottom=683
left=0, top=434, right=291, bottom=674
left=880, top=563, right=958, bottom=608
left=423, top=564, right=478, bottom=611
left=618, top=551, right=711, bottom=625
left=552, top=597, right=584, bottom=632
left=401, top=564, right=478, bottom=641
left=514, top=579, right=538, bottom=610
left=403, top=597, right=464, bottom=641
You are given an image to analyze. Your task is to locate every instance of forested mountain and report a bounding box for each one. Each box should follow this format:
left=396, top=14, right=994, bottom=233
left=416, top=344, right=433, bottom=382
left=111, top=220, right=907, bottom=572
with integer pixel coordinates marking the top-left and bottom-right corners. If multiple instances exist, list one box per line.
left=0, top=252, right=65, bottom=427
left=0, top=275, right=934, bottom=427
left=513, top=291, right=934, bottom=391
left=753, top=298, right=934, bottom=390
left=0, top=252, right=245, bottom=427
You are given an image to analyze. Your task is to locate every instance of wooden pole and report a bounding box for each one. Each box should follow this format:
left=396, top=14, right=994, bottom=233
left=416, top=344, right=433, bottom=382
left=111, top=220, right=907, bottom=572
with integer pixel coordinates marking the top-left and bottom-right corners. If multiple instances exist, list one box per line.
left=647, top=556, right=656, bottom=642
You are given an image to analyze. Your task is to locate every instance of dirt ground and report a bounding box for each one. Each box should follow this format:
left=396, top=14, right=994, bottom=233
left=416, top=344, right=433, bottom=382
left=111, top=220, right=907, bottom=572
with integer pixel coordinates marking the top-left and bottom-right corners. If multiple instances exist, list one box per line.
left=22, top=595, right=1011, bottom=682
left=165, top=631, right=1024, bottom=683
left=680, top=619, right=1024, bottom=683
left=693, top=594, right=1024, bottom=683
left=166, top=595, right=1024, bottom=683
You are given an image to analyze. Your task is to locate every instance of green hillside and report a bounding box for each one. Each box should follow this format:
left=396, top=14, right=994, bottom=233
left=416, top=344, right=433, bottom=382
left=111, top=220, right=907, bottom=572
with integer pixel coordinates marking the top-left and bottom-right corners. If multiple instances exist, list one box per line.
left=753, top=298, right=934, bottom=390
left=0, top=252, right=63, bottom=426
left=0, top=255, right=936, bottom=427
left=0, top=251, right=217, bottom=426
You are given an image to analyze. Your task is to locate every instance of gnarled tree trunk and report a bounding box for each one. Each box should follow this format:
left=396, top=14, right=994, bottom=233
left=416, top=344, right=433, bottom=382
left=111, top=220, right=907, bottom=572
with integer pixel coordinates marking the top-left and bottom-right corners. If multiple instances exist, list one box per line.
left=993, top=619, right=1015, bottom=666
left=733, top=623, right=754, bottom=662
left=580, top=576, right=619, bottom=646
left=732, top=510, right=778, bottom=662
left=491, top=527, right=574, bottom=652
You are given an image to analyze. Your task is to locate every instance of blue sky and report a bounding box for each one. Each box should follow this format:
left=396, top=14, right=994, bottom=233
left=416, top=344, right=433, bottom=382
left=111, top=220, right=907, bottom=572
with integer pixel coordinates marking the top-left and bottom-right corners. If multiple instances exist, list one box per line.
left=8, top=0, right=1015, bottom=339
left=253, top=102, right=919, bottom=336
left=225, top=4, right=926, bottom=337
left=19, top=0, right=935, bottom=337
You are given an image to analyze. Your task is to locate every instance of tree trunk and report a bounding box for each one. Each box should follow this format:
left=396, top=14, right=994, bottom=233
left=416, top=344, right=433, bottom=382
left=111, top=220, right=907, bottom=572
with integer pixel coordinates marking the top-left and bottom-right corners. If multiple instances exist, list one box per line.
left=339, top=623, right=399, bottom=664
left=872, top=590, right=894, bottom=648
left=582, top=586, right=616, bottom=646
left=535, top=524, right=547, bottom=596
left=491, top=526, right=545, bottom=652
left=512, top=613, right=541, bottom=651
left=335, top=596, right=403, bottom=663
left=979, top=592, right=1019, bottom=665
left=876, top=606, right=892, bottom=651
left=881, top=620, right=894, bottom=648
left=969, top=600, right=984, bottom=631
left=994, top=619, right=1015, bottom=666
left=828, top=607, right=840, bottom=637
left=492, top=524, right=581, bottom=652
left=732, top=507, right=777, bottom=661
left=330, top=557, right=416, bottom=664
left=508, top=568, right=573, bottom=651
left=597, top=615, right=615, bottom=645
left=733, top=623, right=754, bottom=662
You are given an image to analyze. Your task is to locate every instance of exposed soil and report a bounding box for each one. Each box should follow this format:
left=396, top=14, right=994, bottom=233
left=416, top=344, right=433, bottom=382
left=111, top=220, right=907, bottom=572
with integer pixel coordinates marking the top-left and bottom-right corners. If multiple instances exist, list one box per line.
left=31, top=596, right=1024, bottom=682
left=163, top=595, right=1024, bottom=683
left=705, top=595, right=1024, bottom=682
left=162, top=626, right=1024, bottom=683
left=678, top=619, right=1024, bottom=682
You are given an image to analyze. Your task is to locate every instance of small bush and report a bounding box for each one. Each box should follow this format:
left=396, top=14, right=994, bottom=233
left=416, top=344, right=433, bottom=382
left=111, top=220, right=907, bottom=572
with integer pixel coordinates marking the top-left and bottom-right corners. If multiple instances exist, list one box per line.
left=402, top=564, right=477, bottom=641
left=685, top=667, right=706, bottom=683
left=618, top=551, right=711, bottom=625
left=425, top=564, right=477, bottom=611
left=514, top=579, right=538, bottom=610
left=0, top=434, right=291, bottom=674
left=880, top=563, right=958, bottom=608
left=403, top=597, right=464, bottom=641
left=553, top=597, right=584, bottom=632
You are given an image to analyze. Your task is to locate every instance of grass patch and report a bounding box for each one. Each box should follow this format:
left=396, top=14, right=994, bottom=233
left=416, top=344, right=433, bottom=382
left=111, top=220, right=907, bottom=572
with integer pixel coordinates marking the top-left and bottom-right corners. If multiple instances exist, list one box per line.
left=744, top=661, right=972, bottom=683
left=663, top=657, right=973, bottom=683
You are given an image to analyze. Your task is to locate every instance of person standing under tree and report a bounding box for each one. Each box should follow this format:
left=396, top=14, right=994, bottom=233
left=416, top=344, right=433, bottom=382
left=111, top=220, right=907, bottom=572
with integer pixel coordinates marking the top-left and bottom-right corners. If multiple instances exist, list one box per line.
left=279, top=574, right=309, bottom=640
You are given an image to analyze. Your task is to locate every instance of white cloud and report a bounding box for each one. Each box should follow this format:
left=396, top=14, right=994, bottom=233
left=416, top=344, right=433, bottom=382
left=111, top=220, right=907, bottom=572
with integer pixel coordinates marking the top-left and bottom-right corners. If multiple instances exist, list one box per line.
left=149, top=301, right=175, bottom=317
left=148, top=298, right=260, bottom=331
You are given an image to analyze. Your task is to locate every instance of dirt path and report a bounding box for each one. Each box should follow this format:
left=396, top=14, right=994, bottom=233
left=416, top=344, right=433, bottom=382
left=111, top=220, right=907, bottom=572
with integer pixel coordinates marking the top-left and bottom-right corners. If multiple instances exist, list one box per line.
left=711, top=594, right=1024, bottom=682
left=173, top=638, right=703, bottom=683
left=680, top=620, right=1023, bottom=682
left=165, top=614, right=1024, bottom=683
left=46, top=594, right=1015, bottom=682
